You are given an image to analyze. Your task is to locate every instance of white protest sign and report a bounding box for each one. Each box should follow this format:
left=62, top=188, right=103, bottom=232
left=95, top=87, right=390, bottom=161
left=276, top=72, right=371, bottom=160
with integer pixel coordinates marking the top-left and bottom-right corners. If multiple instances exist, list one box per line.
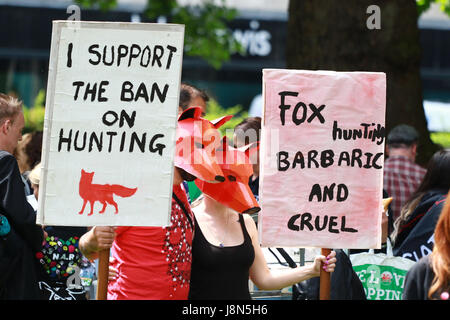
left=259, top=69, right=386, bottom=249
left=37, top=21, right=184, bottom=226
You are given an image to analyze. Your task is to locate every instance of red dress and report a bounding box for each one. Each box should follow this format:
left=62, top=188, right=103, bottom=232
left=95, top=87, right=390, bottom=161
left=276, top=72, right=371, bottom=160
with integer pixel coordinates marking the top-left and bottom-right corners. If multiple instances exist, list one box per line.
left=107, top=184, right=193, bottom=300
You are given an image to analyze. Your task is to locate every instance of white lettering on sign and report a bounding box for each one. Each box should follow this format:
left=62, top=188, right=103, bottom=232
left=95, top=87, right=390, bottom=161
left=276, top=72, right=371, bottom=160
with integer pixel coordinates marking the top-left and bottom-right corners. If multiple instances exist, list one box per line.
left=233, top=20, right=272, bottom=56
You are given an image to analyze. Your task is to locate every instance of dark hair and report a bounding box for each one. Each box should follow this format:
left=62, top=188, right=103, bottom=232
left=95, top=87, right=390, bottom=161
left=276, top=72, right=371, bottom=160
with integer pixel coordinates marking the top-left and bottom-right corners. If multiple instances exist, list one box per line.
left=24, top=131, right=43, bottom=170
left=415, top=150, right=450, bottom=195
left=234, top=117, right=261, bottom=146
left=387, top=124, right=420, bottom=148
left=392, top=150, right=450, bottom=241
left=179, top=83, right=209, bottom=111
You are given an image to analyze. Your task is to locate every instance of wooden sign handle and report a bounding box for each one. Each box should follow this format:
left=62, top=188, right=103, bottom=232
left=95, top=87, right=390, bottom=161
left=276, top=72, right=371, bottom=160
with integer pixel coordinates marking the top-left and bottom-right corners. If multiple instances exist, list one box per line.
left=319, top=248, right=331, bottom=300
left=96, top=249, right=110, bottom=300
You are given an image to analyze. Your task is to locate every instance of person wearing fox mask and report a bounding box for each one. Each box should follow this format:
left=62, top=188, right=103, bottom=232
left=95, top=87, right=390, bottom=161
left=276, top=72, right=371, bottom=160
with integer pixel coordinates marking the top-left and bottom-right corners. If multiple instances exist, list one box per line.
left=79, top=89, right=231, bottom=299
left=188, top=138, right=337, bottom=300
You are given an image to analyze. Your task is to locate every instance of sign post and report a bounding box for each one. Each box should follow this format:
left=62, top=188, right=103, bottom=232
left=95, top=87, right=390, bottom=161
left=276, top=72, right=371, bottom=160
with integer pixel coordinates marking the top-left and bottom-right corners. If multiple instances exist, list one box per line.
left=319, top=248, right=331, bottom=300
left=96, top=249, right=110, bottom=300
left=38, top=21, right=185, bottom=299
left=259, top=69, right=386, bottom=298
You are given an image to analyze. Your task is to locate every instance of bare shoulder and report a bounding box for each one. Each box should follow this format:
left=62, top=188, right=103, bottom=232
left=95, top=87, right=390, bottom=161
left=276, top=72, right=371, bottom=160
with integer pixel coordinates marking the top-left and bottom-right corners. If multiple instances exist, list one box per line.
left=243, top=214, right=258, bottom=237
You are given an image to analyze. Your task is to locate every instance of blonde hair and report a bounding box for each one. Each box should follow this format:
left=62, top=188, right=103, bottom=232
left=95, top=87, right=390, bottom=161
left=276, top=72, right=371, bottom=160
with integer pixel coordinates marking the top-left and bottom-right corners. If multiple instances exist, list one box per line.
left=13, top=131, right=43, bottom=173
left=14, top=133, right=32, bottom=173
left=391, top=195, right=423, bottom=243
left=0, top=93, right=23, bottom=125
left=429, top=192, right=450, bottom=299
left=28, top=162, right=41, bottom=185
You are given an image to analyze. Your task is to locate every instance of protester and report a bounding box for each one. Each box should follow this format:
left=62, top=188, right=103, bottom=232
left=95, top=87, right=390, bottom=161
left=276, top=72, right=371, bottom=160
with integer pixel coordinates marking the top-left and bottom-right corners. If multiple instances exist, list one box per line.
left=29, top=163, right=89, bottom=300
left=391, top=150, right=450, bottom=261
left=28, top=162, right=40, bottom=202
left=189, top=140, right=336, bottom=300
left=13, top=130, right=43, bottom=197
left=233, top=117, right=261, bottom=200
left=189, top=194, right=336, bottom=300
left=79, top=85, right=226, bottom=299
left=403, top=192, right=450, bottom=300
left=179, top=82, right=209, bottom=116
left=179, top=82, right=210, bottom=202
left=14, top=130, right=43, bottom=175
left=0, top=93, right=44, bottom=299
left=14, top=132, right=32, bottom=174
left=383, top=124, right=426, bottom=222
left=232, top=118, right=361, bottom=300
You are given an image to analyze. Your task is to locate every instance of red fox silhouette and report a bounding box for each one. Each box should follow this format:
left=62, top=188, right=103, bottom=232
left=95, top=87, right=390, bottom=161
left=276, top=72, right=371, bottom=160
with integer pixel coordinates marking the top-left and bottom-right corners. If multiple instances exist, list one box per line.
left=78, top=169, right=137, bottom=216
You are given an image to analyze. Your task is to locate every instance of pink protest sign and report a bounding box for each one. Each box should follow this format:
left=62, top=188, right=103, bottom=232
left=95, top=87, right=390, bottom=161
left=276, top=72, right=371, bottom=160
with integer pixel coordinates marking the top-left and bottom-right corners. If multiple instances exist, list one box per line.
left=259, top=69, right=386, bottom=249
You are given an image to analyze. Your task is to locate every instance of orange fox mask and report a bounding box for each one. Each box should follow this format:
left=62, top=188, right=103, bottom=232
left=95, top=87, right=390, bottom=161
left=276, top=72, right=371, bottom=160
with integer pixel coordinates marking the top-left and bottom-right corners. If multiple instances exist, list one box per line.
left=195, top=137, right=260, bottom=214
left=175, top=107, right=232, bottom=184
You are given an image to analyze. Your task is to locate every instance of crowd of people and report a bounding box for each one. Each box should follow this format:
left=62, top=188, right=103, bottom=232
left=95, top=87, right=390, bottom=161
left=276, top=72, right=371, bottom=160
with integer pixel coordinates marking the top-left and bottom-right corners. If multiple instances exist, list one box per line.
left=0, top=85, right=449, bottom=300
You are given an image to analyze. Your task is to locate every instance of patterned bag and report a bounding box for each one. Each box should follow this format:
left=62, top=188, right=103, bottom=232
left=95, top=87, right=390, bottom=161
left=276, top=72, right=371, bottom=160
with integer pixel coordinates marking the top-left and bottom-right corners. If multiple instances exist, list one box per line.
left=350, top=239, right=416, bottom=300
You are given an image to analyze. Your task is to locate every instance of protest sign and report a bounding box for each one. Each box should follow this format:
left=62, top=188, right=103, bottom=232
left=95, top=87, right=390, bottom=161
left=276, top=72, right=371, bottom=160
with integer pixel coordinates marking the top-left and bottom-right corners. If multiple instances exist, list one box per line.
left=259, top=69, right=386, bottom=249
left=37, top=21, right=184, bottom=227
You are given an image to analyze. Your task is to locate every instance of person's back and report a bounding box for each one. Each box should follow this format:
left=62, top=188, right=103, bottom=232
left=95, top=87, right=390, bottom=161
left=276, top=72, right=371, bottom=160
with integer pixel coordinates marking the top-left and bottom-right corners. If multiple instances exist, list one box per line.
left=383, top=124, right=426, bottom=221
left=403, top=192, right=450, bottom=300
left=1, top=152, right=42, bottom=299
left=0, top=94, right=43, bottom=299
left=392, top=150, right=450, bottom=262
left=392, top=189, right=446, bottom=260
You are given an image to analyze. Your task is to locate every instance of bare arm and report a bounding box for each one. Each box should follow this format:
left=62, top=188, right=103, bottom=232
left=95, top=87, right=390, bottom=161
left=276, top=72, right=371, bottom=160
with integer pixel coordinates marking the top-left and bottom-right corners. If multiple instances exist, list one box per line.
left=79, top=226, right=116, bottom=261
left=246, top=215, right=336, bottom=291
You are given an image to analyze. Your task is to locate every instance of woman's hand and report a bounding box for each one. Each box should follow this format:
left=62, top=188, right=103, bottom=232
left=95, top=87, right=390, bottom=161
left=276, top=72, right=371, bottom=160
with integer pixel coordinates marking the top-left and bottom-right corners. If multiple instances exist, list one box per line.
left=312, top=250, right=337, bottom=276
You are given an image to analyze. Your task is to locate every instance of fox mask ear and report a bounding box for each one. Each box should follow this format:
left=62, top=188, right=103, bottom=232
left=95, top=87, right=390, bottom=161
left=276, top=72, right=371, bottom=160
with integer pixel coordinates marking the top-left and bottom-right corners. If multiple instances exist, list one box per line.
left=211, top=115, right=233, bottom=129
left=178, top=107, right=203, bottom=121
left=241, top=141, right=260, bottom=159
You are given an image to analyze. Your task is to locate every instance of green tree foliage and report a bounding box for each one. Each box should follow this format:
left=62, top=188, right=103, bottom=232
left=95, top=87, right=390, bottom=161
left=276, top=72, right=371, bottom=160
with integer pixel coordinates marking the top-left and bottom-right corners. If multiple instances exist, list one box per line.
left=430, top=132, right=450, bottom=148
left=23, top=89, right=45, bottom=133
left=416, top=0, right=450, bottom=16
left=204, top=99, right=248, bottom=139
left=75, top=0, right=118, bottom=11
left=416, top=0, right=450, bottom=148
left=75, top=0, right=243, bottom=69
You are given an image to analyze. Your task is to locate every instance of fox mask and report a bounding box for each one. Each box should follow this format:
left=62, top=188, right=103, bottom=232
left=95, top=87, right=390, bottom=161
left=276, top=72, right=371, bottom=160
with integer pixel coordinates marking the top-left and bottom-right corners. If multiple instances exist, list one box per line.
left=195, top=137, right=260, bottom=214
left=175, top=107, right=232, bottom=183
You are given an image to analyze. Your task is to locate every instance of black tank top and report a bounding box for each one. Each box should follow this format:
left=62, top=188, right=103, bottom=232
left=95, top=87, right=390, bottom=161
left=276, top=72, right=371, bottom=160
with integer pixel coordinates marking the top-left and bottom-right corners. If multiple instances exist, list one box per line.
left=188, top=213, right=255, bottom=300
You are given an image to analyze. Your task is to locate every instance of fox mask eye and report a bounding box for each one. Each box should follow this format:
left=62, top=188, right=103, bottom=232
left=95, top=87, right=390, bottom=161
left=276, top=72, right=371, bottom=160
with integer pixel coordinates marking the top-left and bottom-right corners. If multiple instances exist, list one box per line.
left=228, top=175, right=236, bottom=182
